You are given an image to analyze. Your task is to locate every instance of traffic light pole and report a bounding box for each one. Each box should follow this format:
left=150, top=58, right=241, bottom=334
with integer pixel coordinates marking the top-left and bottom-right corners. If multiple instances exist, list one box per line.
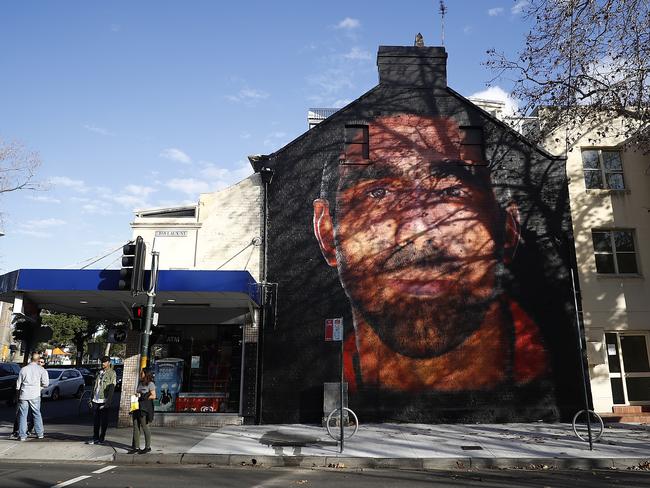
left=140, top=251, right=160, bottom=370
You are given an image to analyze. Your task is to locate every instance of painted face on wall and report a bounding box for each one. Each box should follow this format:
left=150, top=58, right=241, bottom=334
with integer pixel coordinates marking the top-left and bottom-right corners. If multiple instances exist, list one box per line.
left=314, top=115, right=519, bottom=359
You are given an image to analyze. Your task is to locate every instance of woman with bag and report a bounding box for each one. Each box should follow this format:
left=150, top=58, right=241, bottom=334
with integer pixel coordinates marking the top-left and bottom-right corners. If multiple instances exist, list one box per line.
left=129, top=368, right=156, bottom=454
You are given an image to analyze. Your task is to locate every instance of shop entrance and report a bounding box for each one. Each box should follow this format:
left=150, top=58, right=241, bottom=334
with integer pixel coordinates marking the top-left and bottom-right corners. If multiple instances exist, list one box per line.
left=606, top=332, right=650, bottom=405
left=151, top=324, right=243, bottom=414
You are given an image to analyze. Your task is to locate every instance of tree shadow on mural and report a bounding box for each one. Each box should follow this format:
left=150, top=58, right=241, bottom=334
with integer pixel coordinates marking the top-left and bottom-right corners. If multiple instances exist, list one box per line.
left=262, top=85, right=583, bottom=424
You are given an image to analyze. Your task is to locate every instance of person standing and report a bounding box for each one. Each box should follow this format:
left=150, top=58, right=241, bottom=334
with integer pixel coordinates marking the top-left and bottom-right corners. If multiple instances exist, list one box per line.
left=129, top=368, right=156, bottom=454
left=86, top=356, right=116, bottom=445
left=15, top=352, right=49, bottom=441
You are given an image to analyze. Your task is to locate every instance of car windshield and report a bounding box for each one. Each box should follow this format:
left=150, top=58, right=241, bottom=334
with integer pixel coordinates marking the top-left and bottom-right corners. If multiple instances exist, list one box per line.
left=47, top=370, right=63, bottom=379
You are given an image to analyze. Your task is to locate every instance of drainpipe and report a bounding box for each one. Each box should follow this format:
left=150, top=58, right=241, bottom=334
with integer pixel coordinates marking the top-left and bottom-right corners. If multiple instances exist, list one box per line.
left=249, top=155, right=274, bottom=424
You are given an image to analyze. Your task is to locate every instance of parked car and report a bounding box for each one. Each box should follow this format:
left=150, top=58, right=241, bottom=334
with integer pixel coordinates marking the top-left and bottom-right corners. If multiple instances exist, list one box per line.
left=0, top=363, right=20, bottom=403
left=76, top=367, right=96, bottom=386
left=42, top=368, right=85, bottom=401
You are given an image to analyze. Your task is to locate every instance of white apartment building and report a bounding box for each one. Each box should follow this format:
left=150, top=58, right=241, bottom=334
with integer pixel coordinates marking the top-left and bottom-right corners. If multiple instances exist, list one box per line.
left=473, top=98, right=650, bottom=415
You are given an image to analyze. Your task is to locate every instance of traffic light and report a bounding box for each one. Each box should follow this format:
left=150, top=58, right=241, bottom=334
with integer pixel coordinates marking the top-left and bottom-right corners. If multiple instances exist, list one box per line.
left=119, top=236, right=147, bottom=294
left=130, top=305, right=144, bottom=331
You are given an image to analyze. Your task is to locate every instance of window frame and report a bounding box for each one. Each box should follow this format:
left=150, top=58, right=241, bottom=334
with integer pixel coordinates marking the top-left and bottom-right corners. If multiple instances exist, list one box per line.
left=344, top=124, right=369, bottom=162
left=581, top=148, right=625, bottom=190
left=591, top=228, right=639, bottom=275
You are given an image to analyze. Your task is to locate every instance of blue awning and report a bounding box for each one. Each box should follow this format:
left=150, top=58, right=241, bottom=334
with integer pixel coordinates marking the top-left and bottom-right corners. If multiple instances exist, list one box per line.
left=0, top=269, right=260, bottom=323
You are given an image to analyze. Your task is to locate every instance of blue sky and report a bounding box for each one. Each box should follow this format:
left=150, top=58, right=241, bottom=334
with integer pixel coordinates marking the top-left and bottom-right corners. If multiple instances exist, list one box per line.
left=0, top=0, right=531, bottom=272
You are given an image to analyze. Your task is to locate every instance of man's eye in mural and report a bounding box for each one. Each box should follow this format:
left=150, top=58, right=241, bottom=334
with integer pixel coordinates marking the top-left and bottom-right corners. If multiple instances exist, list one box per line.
left=367, top=187, right=388, bottom=199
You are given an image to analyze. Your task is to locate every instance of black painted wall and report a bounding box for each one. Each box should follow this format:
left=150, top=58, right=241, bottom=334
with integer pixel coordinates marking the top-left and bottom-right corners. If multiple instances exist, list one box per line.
left=258, top=46, right=583, bottom=424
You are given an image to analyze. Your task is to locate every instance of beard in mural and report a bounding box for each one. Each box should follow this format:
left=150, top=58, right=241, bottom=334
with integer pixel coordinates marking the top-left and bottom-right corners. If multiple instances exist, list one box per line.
left=313, top=114, right=549, bottom=393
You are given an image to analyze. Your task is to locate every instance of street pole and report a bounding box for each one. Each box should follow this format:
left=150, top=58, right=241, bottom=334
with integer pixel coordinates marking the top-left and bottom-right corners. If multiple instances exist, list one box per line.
left=140, top=251, right=160, bottom=370
left=340, top=322, right=344, bottom=453
left=571, top=268, right=593, bottom=450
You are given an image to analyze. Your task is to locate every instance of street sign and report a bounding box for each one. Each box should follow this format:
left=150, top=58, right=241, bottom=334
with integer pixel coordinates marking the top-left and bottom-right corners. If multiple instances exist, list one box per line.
left=325, top=318, right=343, bottom=341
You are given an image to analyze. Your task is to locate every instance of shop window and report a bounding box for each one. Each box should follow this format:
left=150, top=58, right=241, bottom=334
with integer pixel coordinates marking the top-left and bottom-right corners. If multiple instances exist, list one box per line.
left=151, top=324, right=243, bottom=414
left=581, top=149, right=624, bottom=190
left=592, top=229, right=638, bottom=274
left=344, top=125, right=369, bottom=162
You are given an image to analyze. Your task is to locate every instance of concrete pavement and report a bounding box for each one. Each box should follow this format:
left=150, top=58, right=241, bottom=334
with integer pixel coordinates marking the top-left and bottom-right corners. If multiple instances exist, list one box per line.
left=0, top=420, right=649, bottom=470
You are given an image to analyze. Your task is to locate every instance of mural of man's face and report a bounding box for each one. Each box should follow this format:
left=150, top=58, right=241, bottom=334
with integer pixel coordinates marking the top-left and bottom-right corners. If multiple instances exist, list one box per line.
left=314, top=115, right=519, bottom=359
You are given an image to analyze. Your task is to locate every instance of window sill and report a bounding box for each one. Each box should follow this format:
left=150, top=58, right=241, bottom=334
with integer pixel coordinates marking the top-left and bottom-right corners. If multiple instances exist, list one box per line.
left=585, top=189, right=630, bottom=196
left=596, top=273, right=643, bottom=279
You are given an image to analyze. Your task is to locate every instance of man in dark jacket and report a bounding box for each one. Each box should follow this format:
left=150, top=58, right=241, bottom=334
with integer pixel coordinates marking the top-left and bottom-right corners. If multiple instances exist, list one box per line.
left=86, top=356, right=116, bottom=445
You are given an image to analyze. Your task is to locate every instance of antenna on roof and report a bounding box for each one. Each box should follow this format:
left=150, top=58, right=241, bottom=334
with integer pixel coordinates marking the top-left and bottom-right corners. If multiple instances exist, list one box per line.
left=439, top=0, right=447, bottom=46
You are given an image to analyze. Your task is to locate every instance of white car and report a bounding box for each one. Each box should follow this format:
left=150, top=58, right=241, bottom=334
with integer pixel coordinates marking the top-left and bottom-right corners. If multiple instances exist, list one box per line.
left=42, top=368, right=85, bottom=401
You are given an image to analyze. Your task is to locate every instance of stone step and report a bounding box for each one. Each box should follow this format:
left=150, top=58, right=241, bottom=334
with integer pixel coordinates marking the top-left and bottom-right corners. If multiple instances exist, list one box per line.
left=612, top=405, right=650, bottom=414
left=600, top=412, right=650, bottom=423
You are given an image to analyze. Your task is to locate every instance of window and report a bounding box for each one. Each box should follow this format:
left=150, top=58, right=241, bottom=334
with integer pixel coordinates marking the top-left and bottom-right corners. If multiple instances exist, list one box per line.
left=592, top=229, right=638, bottom=274
left=344, top=125, right=369, bottom=162
left=459, top=127, right=485, bottom=163
left=581, top=149, right=624, bottom=190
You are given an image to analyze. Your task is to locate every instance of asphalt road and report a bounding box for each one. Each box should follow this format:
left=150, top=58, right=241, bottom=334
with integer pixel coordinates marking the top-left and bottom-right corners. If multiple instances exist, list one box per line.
left=0, top=463, right=649, bottom=488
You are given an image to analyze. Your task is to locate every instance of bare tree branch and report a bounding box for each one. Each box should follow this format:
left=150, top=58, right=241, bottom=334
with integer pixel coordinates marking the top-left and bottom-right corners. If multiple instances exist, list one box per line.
left=0, top=138, right=42, bottom=194
left=486, top=0, right=650, bottom=148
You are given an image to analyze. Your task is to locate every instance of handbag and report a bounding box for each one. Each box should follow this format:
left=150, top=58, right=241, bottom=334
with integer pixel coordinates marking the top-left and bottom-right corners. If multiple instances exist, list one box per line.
left=129, top=394, right=139, bottom=412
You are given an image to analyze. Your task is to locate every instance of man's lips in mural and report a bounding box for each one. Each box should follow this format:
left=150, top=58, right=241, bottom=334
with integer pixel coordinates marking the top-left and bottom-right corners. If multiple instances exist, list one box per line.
left=384, top=277, right=454, bottom=297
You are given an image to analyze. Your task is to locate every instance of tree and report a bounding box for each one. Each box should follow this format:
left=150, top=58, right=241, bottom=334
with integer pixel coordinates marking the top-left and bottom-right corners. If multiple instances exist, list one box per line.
left=486, top=0, right=650, bottom=149
left=41, top=312, right=105, bottom=365
left=0, top=138, right=41, bottom=194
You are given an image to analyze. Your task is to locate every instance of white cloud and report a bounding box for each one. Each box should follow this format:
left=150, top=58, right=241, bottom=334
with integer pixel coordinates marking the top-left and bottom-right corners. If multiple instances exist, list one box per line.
left=263, top=131, right=288, bottom=148
left=124, top=184, right=156, bottom=197
left=83, top=124, right=114, bottom=136
left=240, top=132, right=252, bottom=139
left=14, top=229, right=52, bottom=238
left=159, top=148, right=192, bottom=164
left=332, top=99, right=352, bottom=108
left=511, top=0, right=529, bottom=14
left=343, top=47, right=372, bottom=61
left=24, top=218, right=66, bottom=227
left=81, top=202, right=113, bottom=215
left=226, top=88, right=270, bottom=104
left=307, top=69, right=354, bottom=99
left=336, top=17, right=360, bottom=30
left=468, top=86, right=520, bottom=116
left=110, top=24, right=121, bottom=32
left=26, top=195, right=61, bottom=204
left=165, top=178, right=212, bottom=195
left=463, top=25, right=472, bottom=34
left=50, top=176, right=88, bottom=192
left=488, top=7, right=504, bottom=16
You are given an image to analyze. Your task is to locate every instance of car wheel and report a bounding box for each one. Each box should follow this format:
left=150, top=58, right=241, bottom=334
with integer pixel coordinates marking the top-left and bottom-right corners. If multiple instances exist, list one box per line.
left=75, top=385, right=84, bottom=398
left=51, top=388, right=60, bottom=401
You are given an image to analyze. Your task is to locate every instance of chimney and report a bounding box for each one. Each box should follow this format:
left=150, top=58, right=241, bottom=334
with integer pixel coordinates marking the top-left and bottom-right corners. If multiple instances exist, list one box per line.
left=377, top=45, right=447, bottom=88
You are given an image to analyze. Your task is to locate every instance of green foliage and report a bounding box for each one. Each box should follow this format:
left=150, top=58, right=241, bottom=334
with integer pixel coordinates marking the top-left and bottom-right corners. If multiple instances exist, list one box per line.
left=41, top=312, right=108, bottom=364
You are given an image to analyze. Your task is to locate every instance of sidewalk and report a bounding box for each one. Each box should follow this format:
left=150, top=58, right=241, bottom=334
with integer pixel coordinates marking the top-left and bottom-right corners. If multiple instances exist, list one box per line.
left=0, top=420, right=649, bottom=470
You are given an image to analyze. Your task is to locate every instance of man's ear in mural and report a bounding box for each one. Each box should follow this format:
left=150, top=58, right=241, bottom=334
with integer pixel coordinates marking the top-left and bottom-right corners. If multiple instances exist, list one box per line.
left=313, top=198, right=337, bottom=267
left=503, top=201, right=521, bottom=264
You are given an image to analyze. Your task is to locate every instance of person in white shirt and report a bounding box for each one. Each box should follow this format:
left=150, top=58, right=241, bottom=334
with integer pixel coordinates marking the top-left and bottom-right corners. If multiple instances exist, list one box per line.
left=16, top=352, right=49, bottom=441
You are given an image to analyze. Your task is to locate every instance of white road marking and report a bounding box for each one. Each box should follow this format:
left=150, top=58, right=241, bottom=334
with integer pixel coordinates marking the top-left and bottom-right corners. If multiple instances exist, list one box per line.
left=91, top=465, right=117, bottom=474
left=50, top=475, right=92, bottom=487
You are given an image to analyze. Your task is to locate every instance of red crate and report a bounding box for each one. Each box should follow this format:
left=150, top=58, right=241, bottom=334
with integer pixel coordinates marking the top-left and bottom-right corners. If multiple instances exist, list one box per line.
left=175, top=395, right=224, bottom=413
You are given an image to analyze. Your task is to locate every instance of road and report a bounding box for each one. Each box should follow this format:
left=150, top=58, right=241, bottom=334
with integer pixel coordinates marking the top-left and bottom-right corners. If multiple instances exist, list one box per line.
left=0, top=463, right=649, bottom=488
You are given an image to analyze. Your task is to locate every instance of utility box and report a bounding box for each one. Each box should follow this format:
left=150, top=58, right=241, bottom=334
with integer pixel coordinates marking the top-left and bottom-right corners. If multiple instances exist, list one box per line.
left=323, top=382, right=348, bottom=426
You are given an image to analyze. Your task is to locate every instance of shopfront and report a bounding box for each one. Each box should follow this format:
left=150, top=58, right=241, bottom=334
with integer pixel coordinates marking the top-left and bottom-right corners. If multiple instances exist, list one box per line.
left=0, top=268, right=261, bottom=427
left=150, top=323, right=244, bottom=414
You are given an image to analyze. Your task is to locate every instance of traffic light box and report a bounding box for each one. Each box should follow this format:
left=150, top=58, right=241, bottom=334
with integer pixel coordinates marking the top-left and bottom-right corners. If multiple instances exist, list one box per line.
left=130, top=305, right=144, bottom=331
left=119, top=236, right=147, bottom=294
